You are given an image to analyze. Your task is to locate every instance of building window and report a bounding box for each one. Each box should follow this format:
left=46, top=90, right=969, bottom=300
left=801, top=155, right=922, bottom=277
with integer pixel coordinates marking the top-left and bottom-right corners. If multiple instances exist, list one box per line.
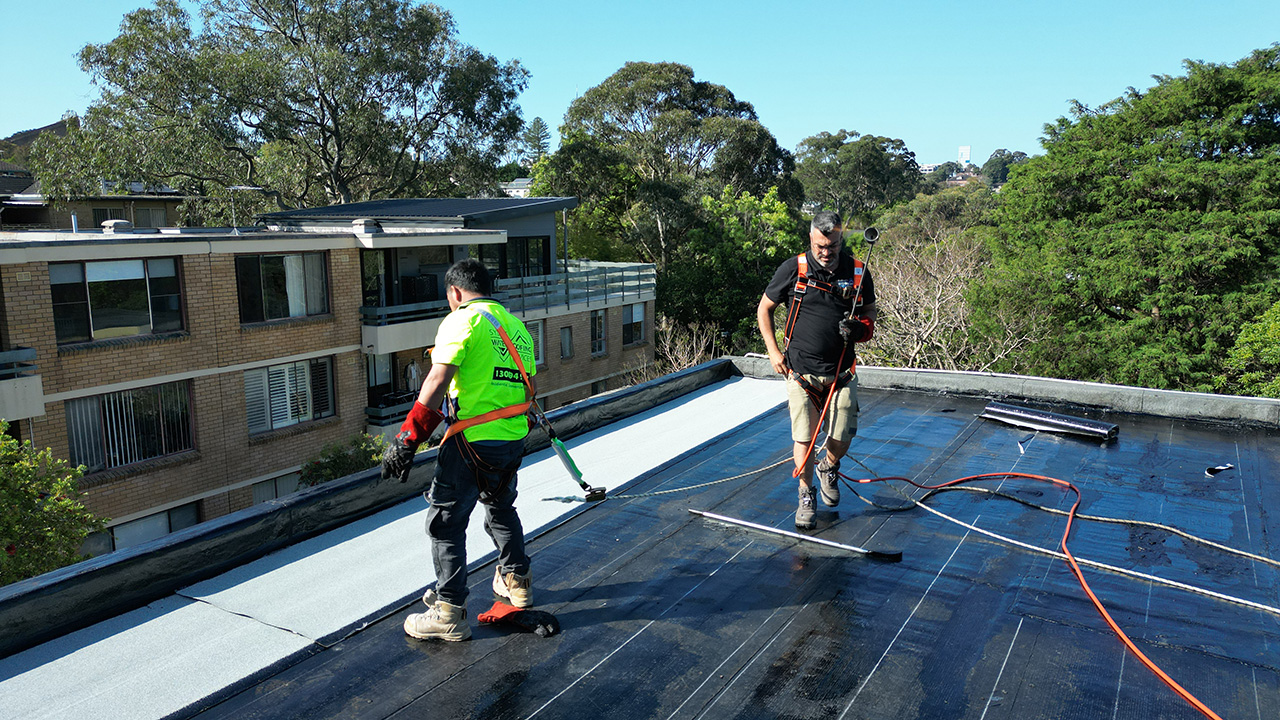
left=91, top=207, right=125, bottom=226
left=253, top=471, right=301, bottom=505
left=235, top=252, right=329, bottom=324
left=622, top=303, right=645, bottom=346
left=65, top=380, right=194, bottom=473
left=110, top=502, right=200, bottom=550
left=133, top=207, right=166, bottom=228
left=560, top=327, right=573, bottom=359
left=50, top=258, right=184, bottom=344
left=526, top=320, right=544, bottom=366
left=590, top=309, right=606, bottom=356
left=591, top=379, right=607, bottom=395
left=244, top=357, right=335, bottom=434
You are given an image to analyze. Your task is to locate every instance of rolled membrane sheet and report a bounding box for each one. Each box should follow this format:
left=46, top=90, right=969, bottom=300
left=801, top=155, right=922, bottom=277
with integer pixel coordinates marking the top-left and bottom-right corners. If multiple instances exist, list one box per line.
left=980, top=400, right=1119, bottom=440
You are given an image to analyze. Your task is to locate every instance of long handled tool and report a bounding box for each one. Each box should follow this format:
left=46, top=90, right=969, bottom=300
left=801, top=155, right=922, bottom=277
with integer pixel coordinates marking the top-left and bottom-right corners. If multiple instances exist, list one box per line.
left=689, top=509, right=902, bottom=561
left=530, top=402, right=606, bottom=502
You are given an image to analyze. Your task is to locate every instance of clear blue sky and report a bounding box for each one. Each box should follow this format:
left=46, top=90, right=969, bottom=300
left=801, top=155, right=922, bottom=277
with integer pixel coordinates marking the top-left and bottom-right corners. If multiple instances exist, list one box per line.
left=3, top=0, right=1279, bottom=165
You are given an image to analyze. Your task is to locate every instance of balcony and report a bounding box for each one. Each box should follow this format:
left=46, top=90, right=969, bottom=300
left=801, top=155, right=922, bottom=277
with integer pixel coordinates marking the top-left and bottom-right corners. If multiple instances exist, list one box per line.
left=0, top=347, right=45, bottom=421
left=360, top=261, right=656, bottom=355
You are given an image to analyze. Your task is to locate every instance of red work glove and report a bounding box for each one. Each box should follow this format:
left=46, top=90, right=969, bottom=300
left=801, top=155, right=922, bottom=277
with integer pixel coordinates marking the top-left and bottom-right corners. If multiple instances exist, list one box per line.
left=380, top=402, right=444, bottom=482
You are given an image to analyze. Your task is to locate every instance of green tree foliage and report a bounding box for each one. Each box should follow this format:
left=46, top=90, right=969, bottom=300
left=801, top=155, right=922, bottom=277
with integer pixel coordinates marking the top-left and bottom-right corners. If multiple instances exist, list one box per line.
left=520, top=117, right=551, bottom=168
left=795, top=130, right=922, bottom=224
left=540, top=62, right=799, bottom=271
left=863, top=184, right=1043, bottom=370
left=978, top=148, right=1029, bottom=186
left=660, top=186, right=803, bottom=346
left=1217, top=299, right=1280, bottom=397
left=977, top=46, right=1280, bottom=391
left=0, top=420, right=105, bottom=586
left=29, top=0, right=527, bottom=216
left=298, top=433, right=388, bottom=487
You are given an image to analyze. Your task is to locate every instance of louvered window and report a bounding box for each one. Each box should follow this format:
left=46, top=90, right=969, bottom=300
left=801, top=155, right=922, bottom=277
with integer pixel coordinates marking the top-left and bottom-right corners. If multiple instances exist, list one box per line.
left=526, top=320, right=544, bottom=366
left=245, top=357, right=335, bottom=434
left=65, top=381, right=193, bottom=473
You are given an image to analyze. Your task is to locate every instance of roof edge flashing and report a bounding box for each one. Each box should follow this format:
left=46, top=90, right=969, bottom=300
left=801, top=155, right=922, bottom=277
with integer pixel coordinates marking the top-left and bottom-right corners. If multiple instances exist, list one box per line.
left=729, top=358, right=1280, bottom=428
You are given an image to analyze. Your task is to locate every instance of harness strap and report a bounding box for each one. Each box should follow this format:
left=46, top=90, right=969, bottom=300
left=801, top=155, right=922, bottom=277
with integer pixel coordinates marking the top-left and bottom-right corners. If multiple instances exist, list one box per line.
left=439, top=307, right=534, bottom=445
left=781, top=253, right=866, bottom=353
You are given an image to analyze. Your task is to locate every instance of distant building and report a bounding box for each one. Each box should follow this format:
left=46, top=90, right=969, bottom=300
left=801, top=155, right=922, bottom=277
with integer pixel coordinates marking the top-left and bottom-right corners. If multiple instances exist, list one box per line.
left=958, top=146, right=971, bottom=164
left=499, top=178, right=533, bottom=198
left=0, top=197, right=655, bottom=551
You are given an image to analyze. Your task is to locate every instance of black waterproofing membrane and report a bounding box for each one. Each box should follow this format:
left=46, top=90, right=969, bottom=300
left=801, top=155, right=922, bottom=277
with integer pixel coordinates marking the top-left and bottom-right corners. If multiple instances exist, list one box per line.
left=194, top=388, right=1280, bottom=720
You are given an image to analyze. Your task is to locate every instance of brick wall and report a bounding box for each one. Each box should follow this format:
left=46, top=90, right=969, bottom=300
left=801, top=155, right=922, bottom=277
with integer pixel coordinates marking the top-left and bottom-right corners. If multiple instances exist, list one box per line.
left=532, top=301, right=654, bottom=409
left=6, top=248, right=368, bottom=525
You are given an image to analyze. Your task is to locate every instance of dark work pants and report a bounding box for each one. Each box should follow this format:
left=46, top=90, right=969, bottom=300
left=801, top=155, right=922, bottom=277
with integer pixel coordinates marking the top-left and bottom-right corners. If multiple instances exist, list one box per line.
left=426, top=437, right=529, bottom=606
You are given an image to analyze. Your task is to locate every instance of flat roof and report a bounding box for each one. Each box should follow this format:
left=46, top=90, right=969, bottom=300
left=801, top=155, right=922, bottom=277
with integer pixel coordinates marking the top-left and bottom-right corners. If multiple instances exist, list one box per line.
left=1, top=363, right=1277, bottom=719
left=259, top=197, right=579, bottom=225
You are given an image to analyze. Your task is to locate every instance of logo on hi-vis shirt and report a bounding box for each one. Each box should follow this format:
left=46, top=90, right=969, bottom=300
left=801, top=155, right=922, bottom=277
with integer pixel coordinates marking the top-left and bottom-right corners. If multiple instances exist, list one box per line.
left=493, top=367, right=523, bottom=384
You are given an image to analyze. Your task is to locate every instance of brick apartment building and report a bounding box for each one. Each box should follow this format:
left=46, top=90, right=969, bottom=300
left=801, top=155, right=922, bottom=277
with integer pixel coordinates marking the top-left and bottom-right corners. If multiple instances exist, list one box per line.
left=0, top=197, right=655, bottom=553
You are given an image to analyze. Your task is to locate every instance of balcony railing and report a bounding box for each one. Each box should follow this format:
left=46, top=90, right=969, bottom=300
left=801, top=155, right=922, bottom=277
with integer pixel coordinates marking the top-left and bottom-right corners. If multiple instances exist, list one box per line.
left=360, top=262, right=656, bottom=326
left=495, top=261, right=656, bottom=316
left=0, top=347, right=37, bottom=380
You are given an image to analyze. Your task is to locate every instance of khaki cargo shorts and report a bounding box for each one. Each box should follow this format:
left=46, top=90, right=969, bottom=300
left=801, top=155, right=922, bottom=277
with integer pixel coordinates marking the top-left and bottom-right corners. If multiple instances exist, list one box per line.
left=786, top=372, right=858, bottom=443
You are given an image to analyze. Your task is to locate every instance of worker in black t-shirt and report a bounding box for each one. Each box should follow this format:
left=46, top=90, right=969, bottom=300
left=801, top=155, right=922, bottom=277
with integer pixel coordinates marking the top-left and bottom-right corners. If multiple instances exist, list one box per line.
left=756, top=211, right=877, bottom=529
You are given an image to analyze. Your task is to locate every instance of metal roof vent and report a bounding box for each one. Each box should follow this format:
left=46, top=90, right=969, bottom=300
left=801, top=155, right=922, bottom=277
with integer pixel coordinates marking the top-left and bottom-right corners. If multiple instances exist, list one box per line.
left=101, top=219, right=134, bottom=234
left=351, top=218, right=381, bottom=235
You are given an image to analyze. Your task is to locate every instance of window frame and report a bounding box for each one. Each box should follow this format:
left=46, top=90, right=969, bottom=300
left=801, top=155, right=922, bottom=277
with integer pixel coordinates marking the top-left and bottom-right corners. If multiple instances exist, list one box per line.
left=244, top=357, right=336, bottom=435
left=590, top=309, right=607, bottom=356
left=622, top=303, right=645, bottom=346
left=560, top=326, right=574, bottom=360
left=65, top=379, right=195, bottom=473
left=526, top=319, right=545, bottom=367
left=235, top=251, right=330, bottom=324
left=50, top=258, right=186, bottom=345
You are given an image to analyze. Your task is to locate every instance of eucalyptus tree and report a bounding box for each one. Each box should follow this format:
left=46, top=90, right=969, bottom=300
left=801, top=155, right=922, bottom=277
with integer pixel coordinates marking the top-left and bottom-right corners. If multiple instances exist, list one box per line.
left=31, top=0, right=527, bottom=215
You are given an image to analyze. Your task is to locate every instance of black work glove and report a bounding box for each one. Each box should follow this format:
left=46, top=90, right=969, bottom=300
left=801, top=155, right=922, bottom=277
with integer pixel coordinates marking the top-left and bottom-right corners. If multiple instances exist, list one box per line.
left=381, top=436, right=417, bottom=483
left=479, top=600, right=561, bottom=637
left=839, top=316, right=873, bottom=343
left=506, top=609, right=561, bottom=638
left=380, top=402, right=444, bottom=482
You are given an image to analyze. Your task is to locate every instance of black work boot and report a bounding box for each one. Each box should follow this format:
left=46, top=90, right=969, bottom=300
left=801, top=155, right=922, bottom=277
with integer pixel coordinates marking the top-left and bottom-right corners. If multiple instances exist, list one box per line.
left=796, top=485, right=817, bottom=529
left=817, top=456, right=841, bottom=507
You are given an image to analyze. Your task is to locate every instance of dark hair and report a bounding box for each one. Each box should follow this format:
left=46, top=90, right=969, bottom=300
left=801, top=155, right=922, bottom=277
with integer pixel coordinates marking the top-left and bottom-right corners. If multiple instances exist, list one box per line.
left=444, top=258, right=492, bottom=296
left=811, top=211, right=842, bottom=235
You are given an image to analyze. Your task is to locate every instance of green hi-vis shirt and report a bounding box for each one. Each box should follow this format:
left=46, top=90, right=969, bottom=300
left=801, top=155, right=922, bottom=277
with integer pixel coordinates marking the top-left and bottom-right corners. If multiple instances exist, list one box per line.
left=431, top=298, right=537, bottom=442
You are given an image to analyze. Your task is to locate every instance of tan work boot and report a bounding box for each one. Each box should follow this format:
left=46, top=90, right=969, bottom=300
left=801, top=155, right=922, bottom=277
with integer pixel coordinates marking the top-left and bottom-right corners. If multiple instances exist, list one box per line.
left=493, top=566, right=532, bottom=608
left=796, top=485, right=817, bottom=529
left=817, top=456, right=841, bottom=507
left=404, top=589, right=471, bottom=641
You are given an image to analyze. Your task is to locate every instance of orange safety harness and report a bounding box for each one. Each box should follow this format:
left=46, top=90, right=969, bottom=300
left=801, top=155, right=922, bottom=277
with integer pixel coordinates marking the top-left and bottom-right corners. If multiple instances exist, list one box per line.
left=438, top=308, right=535, bottom=446
left=781, top=253, right=865, bottom=478
left=782, top=253, right=865, bottom=406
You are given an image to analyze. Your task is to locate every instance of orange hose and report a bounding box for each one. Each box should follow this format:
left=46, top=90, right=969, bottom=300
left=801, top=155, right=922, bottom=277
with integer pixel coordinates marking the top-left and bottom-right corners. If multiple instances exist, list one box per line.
left=846, top=470, right=1223, bottom=720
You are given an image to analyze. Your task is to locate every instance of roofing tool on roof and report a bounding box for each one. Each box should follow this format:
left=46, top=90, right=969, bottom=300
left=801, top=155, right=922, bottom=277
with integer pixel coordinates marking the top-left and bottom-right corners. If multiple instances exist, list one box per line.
left=688, top=508, right=903, bottom=562
left=530, top=402, right=606, bottom=502
left=980, top=400, right=1119, bottom=440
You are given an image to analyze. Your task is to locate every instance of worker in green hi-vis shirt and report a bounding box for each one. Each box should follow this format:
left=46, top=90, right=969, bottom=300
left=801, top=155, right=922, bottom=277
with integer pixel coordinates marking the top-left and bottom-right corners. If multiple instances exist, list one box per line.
left=380, top=257, right=539, bottom=642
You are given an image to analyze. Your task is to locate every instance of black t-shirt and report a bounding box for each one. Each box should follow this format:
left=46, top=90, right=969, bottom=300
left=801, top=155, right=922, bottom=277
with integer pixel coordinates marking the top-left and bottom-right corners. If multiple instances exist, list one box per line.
left=765, top=250, right=876, bottom=375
